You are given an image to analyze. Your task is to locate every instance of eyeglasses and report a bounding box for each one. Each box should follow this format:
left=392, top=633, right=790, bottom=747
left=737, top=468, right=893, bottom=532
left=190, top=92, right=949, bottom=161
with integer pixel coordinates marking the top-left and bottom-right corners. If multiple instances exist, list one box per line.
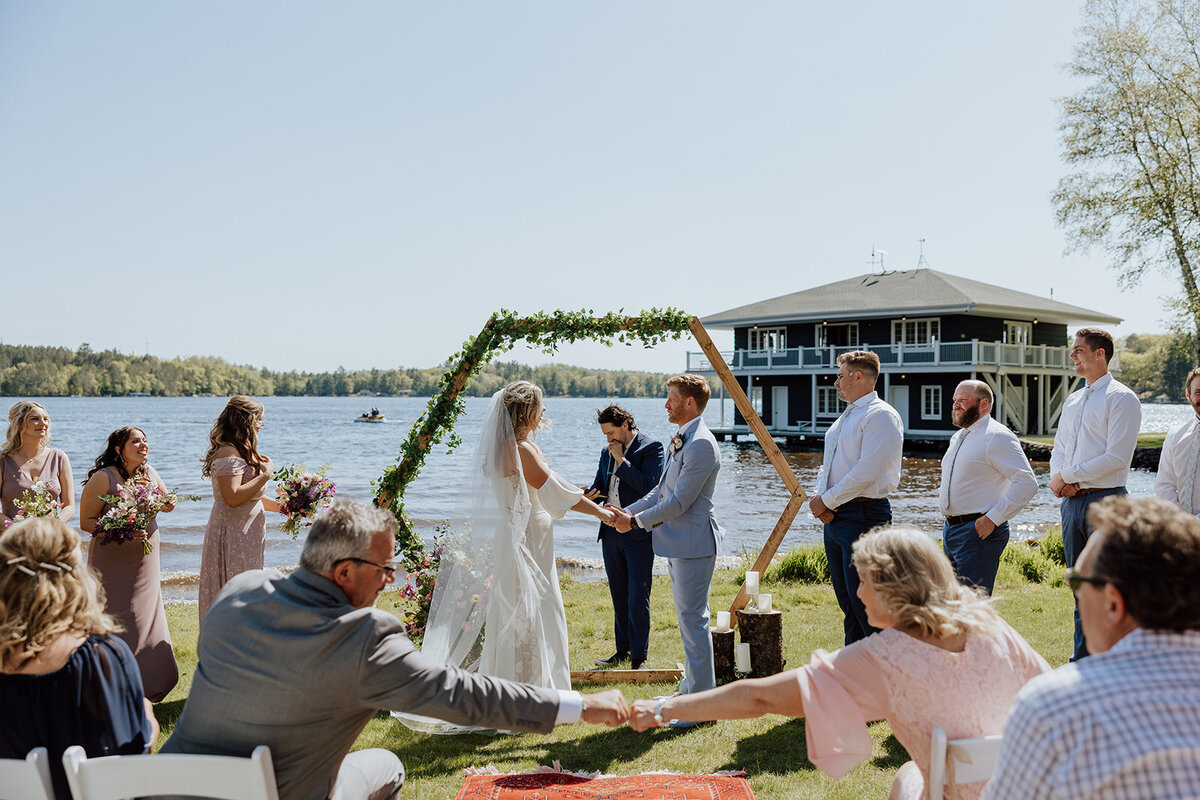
left=1066, top=569, right=1110, bottom=593
left=341, top=557, right=398, bottom=578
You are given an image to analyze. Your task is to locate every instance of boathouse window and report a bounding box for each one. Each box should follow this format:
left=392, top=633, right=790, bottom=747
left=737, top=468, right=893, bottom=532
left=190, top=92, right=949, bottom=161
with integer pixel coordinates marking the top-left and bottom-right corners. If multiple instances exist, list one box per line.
left=751, top=385, right=763, bottom=415
left=921, top=385, right=942, bottom=420
left=816, top=386, right=845, bottom=418
left=815, top=322, right=859, bottom=348
left=749, top=326, right=787, bottom=352
left=892, top=317, right=940, bottom=347
left=1004, top=320, right=1032, bottom=345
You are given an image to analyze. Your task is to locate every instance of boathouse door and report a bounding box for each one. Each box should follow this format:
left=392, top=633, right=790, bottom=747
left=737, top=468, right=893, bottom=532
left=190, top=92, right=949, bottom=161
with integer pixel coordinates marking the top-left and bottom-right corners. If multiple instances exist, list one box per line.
left=888, top=386, right=909, bottom=433
left=771, top=386, right=788, bottom=428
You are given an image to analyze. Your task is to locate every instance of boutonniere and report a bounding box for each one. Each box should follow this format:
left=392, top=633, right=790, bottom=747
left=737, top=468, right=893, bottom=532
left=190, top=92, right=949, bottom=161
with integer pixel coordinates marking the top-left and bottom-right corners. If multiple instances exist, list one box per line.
left=669, top=432, right=686, bottom=455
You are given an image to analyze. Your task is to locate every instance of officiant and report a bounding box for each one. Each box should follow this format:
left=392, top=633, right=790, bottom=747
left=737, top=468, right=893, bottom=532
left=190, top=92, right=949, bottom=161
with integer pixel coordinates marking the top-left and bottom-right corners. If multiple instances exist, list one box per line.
left=585, top=405, right=664, bottom=670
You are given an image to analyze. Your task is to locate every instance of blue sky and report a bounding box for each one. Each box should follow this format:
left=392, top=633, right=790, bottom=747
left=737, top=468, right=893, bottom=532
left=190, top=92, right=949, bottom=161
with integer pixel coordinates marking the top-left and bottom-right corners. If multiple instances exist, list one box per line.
left=0, top=2, right=1179, bottom=374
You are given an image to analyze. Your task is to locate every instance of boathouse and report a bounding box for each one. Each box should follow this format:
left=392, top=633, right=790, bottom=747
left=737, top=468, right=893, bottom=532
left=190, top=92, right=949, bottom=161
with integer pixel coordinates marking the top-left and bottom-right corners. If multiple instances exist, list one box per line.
left=689, top=269, right=1122, bottom=442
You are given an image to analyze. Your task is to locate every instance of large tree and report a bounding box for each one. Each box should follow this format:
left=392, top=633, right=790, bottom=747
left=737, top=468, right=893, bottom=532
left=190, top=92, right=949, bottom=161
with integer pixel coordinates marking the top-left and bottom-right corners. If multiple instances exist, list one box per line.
left=1055, top=0, right=1200, bottom=355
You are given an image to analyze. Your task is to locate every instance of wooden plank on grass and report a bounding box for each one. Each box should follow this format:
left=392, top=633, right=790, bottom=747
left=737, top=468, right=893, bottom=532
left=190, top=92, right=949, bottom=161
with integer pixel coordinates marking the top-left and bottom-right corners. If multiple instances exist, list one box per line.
left=571, top=669, right=683, bottom=686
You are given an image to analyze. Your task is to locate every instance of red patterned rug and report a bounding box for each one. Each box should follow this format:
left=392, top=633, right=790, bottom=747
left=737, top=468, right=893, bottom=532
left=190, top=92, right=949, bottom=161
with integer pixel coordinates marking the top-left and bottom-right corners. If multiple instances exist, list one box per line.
left=455, top=772, right=756, bottom=800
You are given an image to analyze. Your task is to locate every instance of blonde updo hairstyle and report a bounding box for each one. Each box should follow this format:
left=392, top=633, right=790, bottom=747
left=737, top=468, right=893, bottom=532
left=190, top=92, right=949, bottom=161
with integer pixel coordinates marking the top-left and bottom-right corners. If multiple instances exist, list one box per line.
left=502, top=381, right=546, bottom=439
left=0, top=517, right=117, bottom=672
left=1, top=401, right=50, bottom=459
left=851, top=526, right=999, bottom=639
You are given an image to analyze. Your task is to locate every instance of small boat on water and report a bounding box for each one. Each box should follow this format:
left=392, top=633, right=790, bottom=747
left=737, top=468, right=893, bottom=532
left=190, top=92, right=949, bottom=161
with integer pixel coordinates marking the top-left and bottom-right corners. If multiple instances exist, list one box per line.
left=355, top=408, right=386, bottom=423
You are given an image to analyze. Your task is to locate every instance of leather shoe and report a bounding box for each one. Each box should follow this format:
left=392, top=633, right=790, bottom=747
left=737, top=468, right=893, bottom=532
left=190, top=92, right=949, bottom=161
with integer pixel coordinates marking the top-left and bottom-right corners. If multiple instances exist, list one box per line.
left=631, top=659, right=646, bottom=670
left=594, top=652, right=629, bottom=667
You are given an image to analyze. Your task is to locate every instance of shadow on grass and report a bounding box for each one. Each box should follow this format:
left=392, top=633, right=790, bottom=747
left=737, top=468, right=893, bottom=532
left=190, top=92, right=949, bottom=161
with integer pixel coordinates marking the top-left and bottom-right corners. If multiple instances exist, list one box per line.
left=872, top=732, right=910, bottom=771
left=724, top=717, right=817, bottom=776
left=152, top=698, right=187, bottom=730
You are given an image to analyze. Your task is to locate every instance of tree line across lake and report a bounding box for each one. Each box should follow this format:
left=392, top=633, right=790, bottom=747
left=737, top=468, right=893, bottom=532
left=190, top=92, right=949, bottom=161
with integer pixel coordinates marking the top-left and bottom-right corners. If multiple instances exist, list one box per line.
left=0, top=342, right=682, bottom=398
left=4, top=336, right=1192, bottom=400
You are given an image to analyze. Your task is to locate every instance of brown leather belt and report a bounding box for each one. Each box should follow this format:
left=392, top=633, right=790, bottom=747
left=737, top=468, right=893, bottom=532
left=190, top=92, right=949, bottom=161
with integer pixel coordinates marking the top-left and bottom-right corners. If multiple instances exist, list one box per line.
left=945, top=512, right=985, bottom=525
left=1072, top=487, right=1122, bottom=497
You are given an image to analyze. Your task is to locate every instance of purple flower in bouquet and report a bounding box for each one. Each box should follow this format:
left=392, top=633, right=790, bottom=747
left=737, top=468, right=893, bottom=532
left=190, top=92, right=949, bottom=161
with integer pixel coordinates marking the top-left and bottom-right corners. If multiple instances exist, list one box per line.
left=273, top=463, right=337, bottom=537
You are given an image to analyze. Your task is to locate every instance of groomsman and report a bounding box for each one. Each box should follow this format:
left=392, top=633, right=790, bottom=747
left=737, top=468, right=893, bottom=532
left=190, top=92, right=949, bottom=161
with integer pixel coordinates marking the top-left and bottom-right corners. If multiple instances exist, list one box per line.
left=939, top=380, right=1038, bottom=595
left=585, top=405, right=664, bottom=670
left=1154, top=367, right=1200, bottom=518
left=1050, top=327, right=1141, bottom=660
left=610, top=375, right=723, bottom=702
left=809, top=350, right=903, bottom=644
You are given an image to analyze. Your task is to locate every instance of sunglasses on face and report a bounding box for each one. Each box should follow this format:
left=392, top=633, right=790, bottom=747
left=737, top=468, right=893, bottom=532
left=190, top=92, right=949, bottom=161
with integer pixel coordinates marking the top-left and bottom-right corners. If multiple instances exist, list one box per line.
left=1066, top=568, right=1110, bottom=593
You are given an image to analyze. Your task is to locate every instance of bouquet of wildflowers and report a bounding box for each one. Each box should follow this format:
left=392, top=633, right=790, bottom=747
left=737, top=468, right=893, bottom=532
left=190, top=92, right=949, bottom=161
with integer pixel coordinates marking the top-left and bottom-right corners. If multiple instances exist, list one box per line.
left=273, top=463, right=337, bottom=537
left=12, top=478, right=61, bottom=522
left=96, top=483, right=201, bottom=555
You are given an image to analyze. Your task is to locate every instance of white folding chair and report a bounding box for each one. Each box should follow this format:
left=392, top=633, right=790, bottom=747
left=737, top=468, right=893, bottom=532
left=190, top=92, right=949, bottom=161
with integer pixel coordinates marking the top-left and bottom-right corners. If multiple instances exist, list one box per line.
left=927, top=728, right=1003, bottom=800
left=61, top=744, right=279, bottom=800
left=0, top=747, right=55, bottom=800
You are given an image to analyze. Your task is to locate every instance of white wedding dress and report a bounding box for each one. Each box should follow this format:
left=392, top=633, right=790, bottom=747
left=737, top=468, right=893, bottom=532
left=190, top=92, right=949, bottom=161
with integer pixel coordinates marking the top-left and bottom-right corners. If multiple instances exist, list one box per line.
left=395, top=391, right=580, bottom=734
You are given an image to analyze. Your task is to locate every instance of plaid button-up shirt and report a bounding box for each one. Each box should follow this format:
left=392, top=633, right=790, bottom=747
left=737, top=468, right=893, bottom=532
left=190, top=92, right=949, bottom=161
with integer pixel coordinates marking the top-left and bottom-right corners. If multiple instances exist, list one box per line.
left=982, top=628, right=1200, bottom=800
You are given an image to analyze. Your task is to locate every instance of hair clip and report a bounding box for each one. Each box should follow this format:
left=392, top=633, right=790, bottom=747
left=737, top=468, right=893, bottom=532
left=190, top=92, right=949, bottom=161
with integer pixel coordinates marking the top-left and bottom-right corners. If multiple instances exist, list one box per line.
left=15, top=564, right=35, bottom=576
left=38, top=562, right=63, bottom=572
left=6, top=556, right=27, bottom=565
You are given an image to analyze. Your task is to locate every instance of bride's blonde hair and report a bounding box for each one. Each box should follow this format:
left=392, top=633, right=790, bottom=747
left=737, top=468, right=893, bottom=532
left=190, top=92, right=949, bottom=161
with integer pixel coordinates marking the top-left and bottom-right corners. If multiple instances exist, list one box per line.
left=502, top=381, right=545, bottom=438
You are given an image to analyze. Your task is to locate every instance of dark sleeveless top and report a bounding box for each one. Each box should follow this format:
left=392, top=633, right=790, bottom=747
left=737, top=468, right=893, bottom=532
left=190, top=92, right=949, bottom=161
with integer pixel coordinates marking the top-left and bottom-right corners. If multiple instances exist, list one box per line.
left=0, top=634, right=151, bottom=800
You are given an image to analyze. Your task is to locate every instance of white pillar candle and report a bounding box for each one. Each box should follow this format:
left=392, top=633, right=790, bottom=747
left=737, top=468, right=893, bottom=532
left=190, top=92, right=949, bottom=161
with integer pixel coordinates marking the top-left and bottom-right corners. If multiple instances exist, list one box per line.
left=744, top=571, right=759, bottom=596
left=759, top=593, right=773, bottom=613
left=735, top=643, right=752, bottom=673
left=716, top=611, right=731, bottom=631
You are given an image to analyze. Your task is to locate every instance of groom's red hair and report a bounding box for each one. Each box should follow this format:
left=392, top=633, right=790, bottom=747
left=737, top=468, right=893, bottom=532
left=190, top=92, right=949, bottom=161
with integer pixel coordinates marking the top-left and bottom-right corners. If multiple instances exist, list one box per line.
left=667, top=374, right=711, bottom=412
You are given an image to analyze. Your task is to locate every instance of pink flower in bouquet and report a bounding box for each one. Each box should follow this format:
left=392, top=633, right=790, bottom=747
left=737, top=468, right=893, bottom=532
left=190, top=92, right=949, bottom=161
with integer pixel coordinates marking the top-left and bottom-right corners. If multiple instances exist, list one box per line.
left=273, top=463, right=337, bottom=537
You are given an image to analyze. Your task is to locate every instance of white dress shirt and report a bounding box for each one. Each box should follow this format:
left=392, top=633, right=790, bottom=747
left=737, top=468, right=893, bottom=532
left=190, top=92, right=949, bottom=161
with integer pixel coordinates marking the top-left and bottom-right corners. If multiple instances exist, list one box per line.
left=939, top=415, right=1038, bottom=524
left=981, top=629, right=1200, bottom=800
left=1155, top=416, right=1200, bottom=517
left=1049, top=372, right=1141, bottom=489
left=815, top=391, right=904, bottom=510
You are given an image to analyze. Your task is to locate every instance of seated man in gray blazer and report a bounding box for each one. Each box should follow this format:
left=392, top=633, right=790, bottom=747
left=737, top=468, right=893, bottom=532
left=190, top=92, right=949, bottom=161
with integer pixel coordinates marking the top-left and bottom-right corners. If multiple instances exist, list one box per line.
left=162, top=499, right=629, bottom=800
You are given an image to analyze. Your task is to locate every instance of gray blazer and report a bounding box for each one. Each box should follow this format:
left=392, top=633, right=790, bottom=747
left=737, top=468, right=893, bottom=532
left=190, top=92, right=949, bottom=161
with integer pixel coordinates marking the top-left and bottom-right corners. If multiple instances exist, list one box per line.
left=161, top=568, right=560, bottom=800
left=626, top=418, right=723, bottom=559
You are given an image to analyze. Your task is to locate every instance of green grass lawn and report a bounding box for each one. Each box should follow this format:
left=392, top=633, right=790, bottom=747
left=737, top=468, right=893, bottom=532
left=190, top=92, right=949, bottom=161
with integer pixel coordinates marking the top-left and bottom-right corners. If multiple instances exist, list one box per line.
left=1023, top=432, right=1166, bottom=448
left=155, top=558, right=1074, bottom=800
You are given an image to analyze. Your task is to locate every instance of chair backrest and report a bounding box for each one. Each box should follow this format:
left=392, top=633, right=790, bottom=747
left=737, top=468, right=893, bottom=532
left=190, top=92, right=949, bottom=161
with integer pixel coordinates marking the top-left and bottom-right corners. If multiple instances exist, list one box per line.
left=61, top=745, right=280, bottom=800
left=0, top=747, right=55, bottom=800
left=927, top=728, right=1004, bottom=800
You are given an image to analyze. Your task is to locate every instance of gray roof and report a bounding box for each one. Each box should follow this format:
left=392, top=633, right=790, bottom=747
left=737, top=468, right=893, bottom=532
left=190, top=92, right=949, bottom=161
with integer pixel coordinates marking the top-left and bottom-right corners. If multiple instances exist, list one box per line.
left=700, top=268, right=1122, bottom=328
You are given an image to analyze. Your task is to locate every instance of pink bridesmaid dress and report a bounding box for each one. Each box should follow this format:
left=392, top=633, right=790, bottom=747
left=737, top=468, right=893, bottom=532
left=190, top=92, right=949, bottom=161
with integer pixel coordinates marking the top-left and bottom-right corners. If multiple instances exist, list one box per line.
left=197, top=456, right=267, bottom=621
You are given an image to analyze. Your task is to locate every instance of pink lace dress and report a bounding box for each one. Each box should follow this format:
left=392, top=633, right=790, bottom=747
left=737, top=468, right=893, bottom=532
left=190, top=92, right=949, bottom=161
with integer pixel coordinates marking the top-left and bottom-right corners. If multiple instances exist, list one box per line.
left=197, top=456, right=267, bottom=622
left=795, top=620, right=1049, bottom=800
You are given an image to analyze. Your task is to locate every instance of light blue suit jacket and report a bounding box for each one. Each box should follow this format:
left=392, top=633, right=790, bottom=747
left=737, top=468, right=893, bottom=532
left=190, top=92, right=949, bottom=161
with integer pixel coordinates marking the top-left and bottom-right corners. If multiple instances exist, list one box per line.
left=627, top=418, right=723, bottom=559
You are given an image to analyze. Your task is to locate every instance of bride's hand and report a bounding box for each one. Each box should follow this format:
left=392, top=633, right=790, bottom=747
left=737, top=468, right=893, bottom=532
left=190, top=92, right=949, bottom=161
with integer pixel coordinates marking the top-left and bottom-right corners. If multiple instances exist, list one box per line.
left=598, top=508, right=616, bottom=526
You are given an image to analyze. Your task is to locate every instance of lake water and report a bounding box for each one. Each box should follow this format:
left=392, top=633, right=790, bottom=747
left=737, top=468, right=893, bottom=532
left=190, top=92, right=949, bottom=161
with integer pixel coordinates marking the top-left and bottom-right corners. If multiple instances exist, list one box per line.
left=7, top=396, right=1191, bottom=602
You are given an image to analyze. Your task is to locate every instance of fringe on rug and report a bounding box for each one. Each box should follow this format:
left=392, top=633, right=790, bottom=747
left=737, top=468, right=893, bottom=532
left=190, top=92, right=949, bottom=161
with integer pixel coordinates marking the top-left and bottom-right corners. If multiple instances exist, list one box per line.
left=463, top=763, right=746, bottom=779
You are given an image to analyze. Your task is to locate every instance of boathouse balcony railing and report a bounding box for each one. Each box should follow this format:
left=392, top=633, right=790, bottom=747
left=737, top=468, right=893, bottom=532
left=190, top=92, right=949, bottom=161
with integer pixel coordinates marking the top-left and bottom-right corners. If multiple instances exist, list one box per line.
left=685, top=340, right=1118, bottom=373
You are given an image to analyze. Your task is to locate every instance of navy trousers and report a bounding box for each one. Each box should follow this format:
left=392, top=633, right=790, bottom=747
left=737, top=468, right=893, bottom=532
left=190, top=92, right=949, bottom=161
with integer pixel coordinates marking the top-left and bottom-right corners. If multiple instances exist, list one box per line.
left=942, top=519, right=1010, bottom=595
left=601, top=533, right=654, bottom=661
left=1061, top=486, right=1126, bottom=660
left=824, top=498, right=891, bottom=644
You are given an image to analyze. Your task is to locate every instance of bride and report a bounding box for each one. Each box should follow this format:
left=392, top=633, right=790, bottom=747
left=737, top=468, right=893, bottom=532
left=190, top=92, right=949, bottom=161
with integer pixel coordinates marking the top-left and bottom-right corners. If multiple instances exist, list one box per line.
left=397, top=381, right=615, bottom=732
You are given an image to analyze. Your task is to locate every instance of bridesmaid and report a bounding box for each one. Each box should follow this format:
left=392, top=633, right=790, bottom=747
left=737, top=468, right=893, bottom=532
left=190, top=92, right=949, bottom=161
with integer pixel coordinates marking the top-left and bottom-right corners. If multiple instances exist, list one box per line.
left=197, top=396, right=279, bottom=622
left=78, top=426, right=179, bottom=702
left=1, top=401, right=75, bottom=529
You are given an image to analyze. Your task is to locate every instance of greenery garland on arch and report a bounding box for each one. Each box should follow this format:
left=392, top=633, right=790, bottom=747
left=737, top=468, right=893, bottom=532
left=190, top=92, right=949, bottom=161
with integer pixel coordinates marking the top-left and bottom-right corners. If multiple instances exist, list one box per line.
left=373, top=307, right=694, bottom=565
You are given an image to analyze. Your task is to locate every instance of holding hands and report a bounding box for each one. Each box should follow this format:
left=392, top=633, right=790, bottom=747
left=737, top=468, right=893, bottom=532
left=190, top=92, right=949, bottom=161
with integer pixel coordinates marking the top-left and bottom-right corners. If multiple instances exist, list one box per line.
left=580, top=690, right=632, bottom=726
left=605, top=505, right=634, bottom=533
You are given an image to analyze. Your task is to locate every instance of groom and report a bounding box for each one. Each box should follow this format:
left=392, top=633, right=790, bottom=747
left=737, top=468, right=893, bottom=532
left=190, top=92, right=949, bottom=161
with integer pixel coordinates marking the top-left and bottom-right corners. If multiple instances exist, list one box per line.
left=610, top=374, right=723, bottom=698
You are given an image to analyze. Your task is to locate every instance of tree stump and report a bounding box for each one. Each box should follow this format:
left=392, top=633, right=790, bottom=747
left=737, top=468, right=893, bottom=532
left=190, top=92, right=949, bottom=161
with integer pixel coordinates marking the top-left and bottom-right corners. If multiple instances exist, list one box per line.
left=736, top=609, right=785, bottom=678
left=711, top=628, right=736, bottom=684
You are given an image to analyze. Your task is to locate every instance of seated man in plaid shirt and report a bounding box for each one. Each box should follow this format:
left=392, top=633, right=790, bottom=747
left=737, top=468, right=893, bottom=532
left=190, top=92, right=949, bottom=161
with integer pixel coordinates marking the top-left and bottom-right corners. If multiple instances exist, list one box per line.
left=982, top=496, right=1200, bottom=800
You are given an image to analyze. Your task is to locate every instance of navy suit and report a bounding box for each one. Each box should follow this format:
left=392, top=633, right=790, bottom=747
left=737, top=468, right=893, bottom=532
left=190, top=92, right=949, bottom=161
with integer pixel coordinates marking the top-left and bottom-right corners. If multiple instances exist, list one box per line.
left=589, top=430, right=664, bottom=662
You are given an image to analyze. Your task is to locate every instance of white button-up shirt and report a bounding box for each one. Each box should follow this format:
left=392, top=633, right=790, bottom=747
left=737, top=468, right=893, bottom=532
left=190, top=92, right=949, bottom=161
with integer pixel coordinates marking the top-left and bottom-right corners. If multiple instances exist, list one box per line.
left=1155, top=416, right=1200, bottom=517
left=816, top=391, right=903, bottom=510
left=940, top=414, right=1038, bottom=524
left=981, top=628, right=1200, bottom=800
left=1049, top=372, right=1141, bottom=489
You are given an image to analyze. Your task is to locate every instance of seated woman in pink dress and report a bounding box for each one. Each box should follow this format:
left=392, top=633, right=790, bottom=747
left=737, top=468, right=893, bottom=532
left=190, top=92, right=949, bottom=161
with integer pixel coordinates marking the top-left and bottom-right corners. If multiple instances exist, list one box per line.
left=630, top=526, right=1050, bottom=800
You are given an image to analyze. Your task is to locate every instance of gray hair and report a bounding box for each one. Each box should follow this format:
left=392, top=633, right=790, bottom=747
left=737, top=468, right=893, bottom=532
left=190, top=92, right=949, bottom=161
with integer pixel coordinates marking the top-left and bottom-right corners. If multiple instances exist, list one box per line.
left=299, top=498, right=397, bottom=573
